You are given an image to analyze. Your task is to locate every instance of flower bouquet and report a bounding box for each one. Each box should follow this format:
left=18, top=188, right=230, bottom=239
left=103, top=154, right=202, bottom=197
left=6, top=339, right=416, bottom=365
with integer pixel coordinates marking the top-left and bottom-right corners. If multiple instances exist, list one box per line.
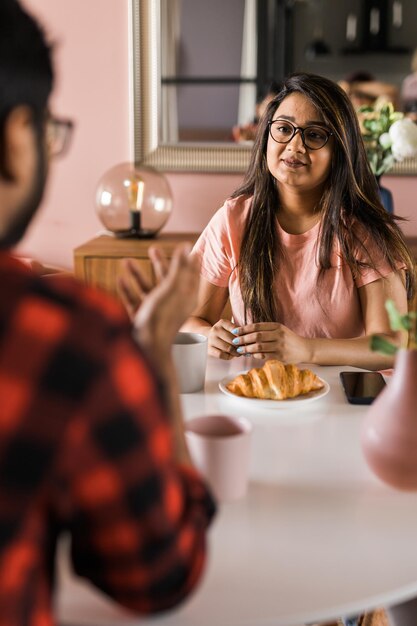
left=358, top=102, right=417, bottom=177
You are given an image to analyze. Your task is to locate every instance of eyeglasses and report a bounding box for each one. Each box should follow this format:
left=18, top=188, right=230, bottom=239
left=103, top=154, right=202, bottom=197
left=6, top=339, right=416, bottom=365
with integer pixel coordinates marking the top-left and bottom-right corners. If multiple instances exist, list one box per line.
left=268, top=119, right=333, bottom=150
left=46, top=115, right=74, bottom=157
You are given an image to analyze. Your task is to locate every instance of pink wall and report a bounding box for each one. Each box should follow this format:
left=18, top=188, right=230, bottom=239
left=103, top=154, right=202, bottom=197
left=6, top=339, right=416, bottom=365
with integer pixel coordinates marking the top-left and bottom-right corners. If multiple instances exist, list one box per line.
left=383, top=175, right=417, bottom=238
left=15, top=1, right=417, bottom=271
left=165, top=173, right=243, bottom=233
left=16, top=0, right=131, bottom=269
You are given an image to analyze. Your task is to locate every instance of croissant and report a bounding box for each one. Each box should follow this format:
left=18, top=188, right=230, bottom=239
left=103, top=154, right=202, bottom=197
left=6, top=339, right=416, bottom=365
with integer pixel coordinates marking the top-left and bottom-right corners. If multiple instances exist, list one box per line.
left=226, top=359, right=324, bottom=400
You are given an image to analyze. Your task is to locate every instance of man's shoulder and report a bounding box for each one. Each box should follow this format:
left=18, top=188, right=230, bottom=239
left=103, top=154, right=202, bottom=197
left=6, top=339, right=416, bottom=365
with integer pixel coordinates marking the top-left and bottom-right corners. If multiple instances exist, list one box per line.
left=1, top=255, right=130, bottom=335
left=43, top=274, right=128, bottom=326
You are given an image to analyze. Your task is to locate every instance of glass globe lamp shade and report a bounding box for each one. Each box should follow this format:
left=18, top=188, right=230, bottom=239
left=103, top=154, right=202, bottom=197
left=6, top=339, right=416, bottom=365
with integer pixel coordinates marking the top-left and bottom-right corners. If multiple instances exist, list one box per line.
left=95, top=163, right=172, bottom=237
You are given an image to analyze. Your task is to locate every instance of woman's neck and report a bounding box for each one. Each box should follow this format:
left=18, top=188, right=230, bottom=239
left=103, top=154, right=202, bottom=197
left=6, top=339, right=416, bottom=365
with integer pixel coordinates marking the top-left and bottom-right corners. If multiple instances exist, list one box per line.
left=277, top=189, right=323, bottom=235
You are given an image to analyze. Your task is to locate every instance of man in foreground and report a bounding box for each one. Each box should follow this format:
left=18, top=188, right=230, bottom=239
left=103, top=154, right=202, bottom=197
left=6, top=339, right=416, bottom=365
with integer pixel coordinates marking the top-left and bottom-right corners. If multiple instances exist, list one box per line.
left=0, top=1, right=215, bottom=623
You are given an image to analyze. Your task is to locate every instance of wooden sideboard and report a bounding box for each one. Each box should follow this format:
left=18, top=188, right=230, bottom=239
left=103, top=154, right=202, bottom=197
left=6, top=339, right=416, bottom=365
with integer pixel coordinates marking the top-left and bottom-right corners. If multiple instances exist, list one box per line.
left=406, top=236, right=417, bottom=262
left=73, top=233, right=199, bottom=299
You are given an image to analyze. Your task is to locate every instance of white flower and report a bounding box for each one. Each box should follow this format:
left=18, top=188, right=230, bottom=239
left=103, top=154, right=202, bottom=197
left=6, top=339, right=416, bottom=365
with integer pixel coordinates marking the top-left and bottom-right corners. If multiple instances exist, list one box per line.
left=389, top=118, right=417, bottom=161
left=379, top=132, right=392, bottom=150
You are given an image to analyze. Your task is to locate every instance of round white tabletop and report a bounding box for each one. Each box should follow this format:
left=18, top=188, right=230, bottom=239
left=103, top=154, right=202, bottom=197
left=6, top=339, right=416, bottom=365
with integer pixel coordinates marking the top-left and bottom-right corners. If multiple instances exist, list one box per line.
left=57, top=357, right=417, bottom=626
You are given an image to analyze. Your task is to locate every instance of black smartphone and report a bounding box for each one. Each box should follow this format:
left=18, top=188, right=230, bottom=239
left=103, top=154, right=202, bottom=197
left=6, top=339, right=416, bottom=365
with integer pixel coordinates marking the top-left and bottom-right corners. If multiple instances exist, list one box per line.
left=339, top=371, right=386, bottom=405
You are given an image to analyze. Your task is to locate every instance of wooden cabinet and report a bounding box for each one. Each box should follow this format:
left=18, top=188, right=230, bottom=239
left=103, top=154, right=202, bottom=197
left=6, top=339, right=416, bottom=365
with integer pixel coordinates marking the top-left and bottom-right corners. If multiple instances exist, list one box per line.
left=406, top=237, right=417, bottom=263
left=73, top=233, right=199, bottom=299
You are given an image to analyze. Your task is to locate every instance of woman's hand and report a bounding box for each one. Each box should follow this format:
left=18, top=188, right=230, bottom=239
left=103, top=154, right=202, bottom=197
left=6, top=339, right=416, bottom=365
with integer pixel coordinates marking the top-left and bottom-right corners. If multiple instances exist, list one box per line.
left=231, top=322, right=313, bottom=363
left=208, top=319, right=241, bottom=360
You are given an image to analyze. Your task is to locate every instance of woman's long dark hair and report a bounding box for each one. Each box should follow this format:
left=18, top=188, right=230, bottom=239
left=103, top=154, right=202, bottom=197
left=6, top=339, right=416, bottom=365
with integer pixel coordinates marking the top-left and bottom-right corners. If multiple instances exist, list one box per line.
left=233, top=72, right=415, bottom=323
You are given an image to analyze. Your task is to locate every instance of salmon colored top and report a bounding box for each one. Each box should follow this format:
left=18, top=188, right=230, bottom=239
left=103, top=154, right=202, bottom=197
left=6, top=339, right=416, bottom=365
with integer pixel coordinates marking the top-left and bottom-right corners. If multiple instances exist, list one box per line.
left=192, top=195, right=401, bottom=338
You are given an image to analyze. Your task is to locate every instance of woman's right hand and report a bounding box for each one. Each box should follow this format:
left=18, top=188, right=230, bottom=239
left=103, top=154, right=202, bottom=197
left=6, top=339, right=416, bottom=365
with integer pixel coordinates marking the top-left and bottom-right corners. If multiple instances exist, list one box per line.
left=208, top=319, right=241, bottom=360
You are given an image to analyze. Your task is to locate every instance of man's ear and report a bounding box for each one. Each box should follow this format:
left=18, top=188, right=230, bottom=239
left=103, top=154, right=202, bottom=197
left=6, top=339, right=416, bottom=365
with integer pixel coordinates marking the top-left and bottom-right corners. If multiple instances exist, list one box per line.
left=3, top=106, right=36, bottom=181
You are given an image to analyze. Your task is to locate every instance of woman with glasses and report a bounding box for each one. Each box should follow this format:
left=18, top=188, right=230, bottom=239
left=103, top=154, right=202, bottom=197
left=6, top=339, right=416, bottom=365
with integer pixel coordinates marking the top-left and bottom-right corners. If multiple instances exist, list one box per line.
left=181, top=72, right=415, bottom=370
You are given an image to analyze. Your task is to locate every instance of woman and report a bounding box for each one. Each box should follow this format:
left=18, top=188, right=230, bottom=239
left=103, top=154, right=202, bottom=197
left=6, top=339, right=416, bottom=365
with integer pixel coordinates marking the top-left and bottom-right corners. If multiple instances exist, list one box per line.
left=184, top=73, right=415, bottom=370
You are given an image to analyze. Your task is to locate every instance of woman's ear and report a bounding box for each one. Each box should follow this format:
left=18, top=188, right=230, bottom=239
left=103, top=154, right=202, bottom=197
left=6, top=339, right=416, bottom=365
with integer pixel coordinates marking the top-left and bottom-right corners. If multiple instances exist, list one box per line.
left=2, top=105, right=36, bottom=182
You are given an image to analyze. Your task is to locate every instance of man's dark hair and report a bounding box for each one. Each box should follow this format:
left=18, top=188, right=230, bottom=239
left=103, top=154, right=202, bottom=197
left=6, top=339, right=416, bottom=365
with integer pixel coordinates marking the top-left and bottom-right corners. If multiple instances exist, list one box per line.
left=405, top=99, right=417, bottom=114
left=344, top=71, right=375, bottom=84
left=0, top=0, right=54, bottom=177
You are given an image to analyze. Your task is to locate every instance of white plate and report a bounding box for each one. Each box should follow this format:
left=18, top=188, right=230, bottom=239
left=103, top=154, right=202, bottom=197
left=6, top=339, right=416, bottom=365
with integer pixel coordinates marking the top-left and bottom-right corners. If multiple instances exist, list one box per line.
left=219, top=372, right=330, bottom=409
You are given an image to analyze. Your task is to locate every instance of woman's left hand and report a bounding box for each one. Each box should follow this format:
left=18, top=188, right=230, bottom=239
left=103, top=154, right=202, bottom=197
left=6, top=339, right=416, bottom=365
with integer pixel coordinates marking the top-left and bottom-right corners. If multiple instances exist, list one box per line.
left=232, top=322, right=313, bottom=363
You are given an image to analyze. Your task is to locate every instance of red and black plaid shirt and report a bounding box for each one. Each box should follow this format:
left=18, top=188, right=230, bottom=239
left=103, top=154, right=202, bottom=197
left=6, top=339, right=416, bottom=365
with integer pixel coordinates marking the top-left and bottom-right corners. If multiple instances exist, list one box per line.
left=0, top=253, right=216, bottom=626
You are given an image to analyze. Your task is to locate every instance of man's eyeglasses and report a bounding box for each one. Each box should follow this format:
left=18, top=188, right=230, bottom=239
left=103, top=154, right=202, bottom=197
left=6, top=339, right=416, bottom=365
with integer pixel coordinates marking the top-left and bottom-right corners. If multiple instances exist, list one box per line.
left=268, top=119, right=333, bottom=150
left=46, top=115, right=74, bottom=157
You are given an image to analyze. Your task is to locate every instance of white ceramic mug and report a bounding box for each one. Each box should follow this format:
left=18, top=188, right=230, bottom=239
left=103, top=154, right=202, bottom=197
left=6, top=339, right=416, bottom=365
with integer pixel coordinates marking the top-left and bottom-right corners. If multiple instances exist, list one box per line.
left=172, top=332, right=208, bottom=393
left=185, top=414, right=252, bottom=501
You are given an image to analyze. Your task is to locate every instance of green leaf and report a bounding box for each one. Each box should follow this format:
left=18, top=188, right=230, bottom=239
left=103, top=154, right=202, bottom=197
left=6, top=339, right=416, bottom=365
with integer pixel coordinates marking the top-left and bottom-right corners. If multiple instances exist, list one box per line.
left=369, top=152, right=379, bottom=173
left=370, top=335, right=398, bottom=355
left=389, top=112, right=404, bottom=123
left=385, top=299, right=403, bottom=329
left=399, top=314, right=415, bottom=331
left=376, top=153, right=395, bottom=175
left=385, top=299, right=413, bottom=331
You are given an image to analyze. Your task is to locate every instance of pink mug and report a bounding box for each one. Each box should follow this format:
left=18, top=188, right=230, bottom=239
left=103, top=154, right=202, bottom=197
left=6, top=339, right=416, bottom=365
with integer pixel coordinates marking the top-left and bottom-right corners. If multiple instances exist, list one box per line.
left=185, top=414, right=252, bottom=501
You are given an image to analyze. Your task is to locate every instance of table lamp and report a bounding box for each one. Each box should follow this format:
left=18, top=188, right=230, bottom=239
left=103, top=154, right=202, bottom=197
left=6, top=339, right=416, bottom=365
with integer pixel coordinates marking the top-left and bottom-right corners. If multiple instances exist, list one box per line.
left=95, top=163, right=172, bottom=237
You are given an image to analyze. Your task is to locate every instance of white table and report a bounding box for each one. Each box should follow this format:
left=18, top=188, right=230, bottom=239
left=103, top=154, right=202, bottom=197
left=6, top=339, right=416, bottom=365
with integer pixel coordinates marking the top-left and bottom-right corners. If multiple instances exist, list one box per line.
left=57, top=357, right=417, bottom=626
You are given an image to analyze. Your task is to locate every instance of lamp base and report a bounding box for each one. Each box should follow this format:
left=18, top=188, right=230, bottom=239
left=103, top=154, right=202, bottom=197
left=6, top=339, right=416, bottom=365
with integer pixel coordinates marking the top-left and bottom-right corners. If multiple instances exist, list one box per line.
left=114, top=209, right=158, bottom=238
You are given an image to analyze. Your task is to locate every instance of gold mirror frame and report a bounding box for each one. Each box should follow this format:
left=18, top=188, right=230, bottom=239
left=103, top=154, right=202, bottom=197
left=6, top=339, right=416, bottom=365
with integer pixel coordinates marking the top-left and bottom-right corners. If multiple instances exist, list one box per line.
left=130, top=0, right=251, bottom=173
left=130, top=0, right=417, bottom=176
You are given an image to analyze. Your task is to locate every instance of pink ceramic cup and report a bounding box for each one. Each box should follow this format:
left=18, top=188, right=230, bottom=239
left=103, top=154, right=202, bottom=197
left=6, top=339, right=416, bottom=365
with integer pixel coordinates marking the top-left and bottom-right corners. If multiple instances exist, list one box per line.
left=185, top=414, right=252, bottom=502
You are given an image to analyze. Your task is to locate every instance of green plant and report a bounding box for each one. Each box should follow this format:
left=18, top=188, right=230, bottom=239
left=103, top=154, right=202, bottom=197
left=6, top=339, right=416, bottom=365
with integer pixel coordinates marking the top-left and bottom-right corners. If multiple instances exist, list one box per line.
left=371, top=299, right=417, bottom=355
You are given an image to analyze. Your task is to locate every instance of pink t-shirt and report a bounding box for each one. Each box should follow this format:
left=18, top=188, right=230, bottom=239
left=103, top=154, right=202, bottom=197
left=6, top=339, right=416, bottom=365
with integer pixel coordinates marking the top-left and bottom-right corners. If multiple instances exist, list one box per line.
left=192, top=195, right=400, bottom=339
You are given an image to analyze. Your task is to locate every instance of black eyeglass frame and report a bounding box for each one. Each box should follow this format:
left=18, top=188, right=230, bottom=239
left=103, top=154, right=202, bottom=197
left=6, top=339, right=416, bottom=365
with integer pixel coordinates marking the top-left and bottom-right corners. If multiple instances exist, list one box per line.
left=267, top=119, right=333, bottom=150
left=46, top=115, right=75, bottom=157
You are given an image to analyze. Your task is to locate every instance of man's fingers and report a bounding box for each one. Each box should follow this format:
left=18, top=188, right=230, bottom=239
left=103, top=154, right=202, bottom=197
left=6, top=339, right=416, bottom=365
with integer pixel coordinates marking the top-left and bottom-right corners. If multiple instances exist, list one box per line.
left=148, top=246, right=170, bottom=284
left=117, top=276, right=139, bottom=320
left=159, top=245, right=200, bottom=307
left=123, top=258, right=152, bottom=293
left=169, top=242, right=194, bottom=268
left=124, top=243, right=201, bottom=348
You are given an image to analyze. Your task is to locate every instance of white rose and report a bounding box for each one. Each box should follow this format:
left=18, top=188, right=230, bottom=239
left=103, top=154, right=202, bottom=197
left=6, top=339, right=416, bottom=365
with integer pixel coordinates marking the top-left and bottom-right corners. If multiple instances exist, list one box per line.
left=379, top=132, right=392, bottom=149
left=389, top=118, right=417, bottom=160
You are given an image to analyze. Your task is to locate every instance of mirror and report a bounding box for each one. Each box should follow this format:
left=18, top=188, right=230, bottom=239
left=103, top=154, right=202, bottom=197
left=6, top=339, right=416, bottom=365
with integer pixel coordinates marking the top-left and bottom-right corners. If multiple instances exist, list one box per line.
left=131, top=0, right=417, bottom=174
left=131, top=0, right=251, bottom=172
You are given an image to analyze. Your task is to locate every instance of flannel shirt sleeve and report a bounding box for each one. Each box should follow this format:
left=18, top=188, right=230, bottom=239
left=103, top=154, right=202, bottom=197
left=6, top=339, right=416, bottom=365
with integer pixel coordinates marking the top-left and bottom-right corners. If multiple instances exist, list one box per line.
left=50, top=297, right=216, bottom=614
